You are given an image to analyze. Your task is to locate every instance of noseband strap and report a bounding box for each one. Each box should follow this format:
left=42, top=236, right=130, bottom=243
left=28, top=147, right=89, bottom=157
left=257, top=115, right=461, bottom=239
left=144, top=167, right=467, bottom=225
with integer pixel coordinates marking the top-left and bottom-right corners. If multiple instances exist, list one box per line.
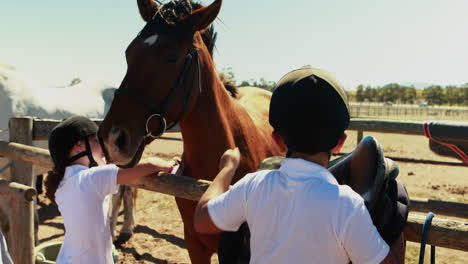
left=114, top=47, right=201, bottom=138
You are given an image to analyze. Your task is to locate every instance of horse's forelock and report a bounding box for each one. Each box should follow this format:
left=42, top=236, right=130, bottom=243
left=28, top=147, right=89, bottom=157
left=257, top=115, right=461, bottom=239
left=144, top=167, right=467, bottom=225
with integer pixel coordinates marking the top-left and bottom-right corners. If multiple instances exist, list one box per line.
left=145, top=1, right=216, bottom=55
left=156, top=0, right=195, bottom=25
left=144, top=1, right=236, bottom=97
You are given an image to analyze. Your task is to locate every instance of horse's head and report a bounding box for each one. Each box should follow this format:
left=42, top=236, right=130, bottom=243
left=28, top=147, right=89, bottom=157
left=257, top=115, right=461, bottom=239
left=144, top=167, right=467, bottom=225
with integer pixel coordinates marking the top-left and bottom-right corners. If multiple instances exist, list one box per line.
left=98, top=0, right=222, bottom=167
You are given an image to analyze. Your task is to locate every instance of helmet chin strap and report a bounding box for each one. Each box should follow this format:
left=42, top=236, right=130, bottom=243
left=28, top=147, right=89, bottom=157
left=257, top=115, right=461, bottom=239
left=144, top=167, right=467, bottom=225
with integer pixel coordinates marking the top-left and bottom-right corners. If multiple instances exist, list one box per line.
left=67, top=138, right=98, bottom=168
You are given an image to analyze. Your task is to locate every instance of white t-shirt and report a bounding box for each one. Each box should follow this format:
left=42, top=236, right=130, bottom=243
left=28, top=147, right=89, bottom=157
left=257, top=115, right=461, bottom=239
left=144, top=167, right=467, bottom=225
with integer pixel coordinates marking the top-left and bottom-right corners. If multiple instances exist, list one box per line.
left=0, top=231, right=12, bottom=264
left=208, top=158, right=389, bottom=264
left=55, top=164, right=119, bottom=264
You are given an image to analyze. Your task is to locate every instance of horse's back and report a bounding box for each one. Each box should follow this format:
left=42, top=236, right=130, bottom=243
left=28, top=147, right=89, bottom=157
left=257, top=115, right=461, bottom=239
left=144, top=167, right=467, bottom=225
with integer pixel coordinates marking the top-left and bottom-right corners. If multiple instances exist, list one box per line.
left=235, top=86, right=272, bottom=128
left=233, top=86, right=285, bottom=165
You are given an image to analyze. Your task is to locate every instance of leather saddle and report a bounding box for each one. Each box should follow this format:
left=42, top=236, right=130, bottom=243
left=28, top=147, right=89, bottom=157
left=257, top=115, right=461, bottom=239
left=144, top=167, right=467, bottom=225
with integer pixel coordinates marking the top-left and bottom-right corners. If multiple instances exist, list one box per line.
left=218, top=136, right=409, bottom=263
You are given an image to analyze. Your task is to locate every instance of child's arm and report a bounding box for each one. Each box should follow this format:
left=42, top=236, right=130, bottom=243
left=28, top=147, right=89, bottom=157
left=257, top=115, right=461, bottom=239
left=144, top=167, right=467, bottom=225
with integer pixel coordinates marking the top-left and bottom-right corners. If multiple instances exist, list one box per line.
left=379, top=233, right=405, bottom=264
left=194, top=148, right=240, bottom=233
left=116, top=157, right=175, bottom=185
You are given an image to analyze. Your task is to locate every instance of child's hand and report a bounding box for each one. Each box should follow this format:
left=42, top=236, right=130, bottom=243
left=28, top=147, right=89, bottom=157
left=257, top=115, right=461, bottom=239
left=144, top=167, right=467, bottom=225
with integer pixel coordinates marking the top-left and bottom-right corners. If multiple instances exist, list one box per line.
left=144, top=157, right=176, bottom=173
left=219, top=148, right=240, bottom=171
left=171, top=157, right=184, bottom=175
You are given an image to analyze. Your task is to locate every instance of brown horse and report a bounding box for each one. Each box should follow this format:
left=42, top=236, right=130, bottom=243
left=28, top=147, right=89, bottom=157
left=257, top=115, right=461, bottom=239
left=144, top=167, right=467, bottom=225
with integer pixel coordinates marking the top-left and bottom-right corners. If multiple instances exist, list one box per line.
left=98, top=0, right=284, bottom=262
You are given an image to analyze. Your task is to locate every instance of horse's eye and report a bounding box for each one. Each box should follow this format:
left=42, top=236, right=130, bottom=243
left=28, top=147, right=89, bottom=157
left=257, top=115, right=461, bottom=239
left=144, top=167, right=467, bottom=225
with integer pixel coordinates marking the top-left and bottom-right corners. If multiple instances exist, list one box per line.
left=165, top=54, right=179, bottom=64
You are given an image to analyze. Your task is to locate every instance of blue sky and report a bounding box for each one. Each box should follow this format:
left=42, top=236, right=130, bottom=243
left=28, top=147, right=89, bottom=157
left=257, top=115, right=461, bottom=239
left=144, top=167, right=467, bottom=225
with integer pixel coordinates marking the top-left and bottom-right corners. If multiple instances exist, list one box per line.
left=2, top=0, right=468, bottom=90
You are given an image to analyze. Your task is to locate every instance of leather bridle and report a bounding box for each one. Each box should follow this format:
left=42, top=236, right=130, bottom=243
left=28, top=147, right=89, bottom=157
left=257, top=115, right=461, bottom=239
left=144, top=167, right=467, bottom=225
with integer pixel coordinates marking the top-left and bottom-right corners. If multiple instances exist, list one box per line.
left=114, top=47, right=201, bottom=139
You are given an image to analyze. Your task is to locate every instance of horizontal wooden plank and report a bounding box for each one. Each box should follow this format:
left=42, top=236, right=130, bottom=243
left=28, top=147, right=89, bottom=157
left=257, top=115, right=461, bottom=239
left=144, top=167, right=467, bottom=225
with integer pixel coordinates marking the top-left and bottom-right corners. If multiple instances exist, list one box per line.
left=30, top=118, right=430, bottom=140
left=130, top=172, right=210, bottom=202
left=410, top=198, right=468, bottom=219
left=404, top=213, right=468, bottom=252
left=0, top=179, right=37, bottom=202
left=0, top=141, right=53, bottom=169
left=348, top=118, right=425, bottom=135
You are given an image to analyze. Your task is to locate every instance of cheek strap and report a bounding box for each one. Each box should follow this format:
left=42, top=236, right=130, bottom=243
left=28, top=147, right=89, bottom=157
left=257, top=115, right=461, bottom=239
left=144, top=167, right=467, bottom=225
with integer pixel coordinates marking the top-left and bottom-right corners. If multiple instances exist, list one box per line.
left=67, top=138, right=98, bottom=168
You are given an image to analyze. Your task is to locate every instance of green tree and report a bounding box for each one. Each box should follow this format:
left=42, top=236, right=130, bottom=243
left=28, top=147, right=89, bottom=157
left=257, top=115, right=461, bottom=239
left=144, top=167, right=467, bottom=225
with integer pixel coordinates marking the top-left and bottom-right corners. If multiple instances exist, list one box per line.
left=376, top=86, right=384, bottom=102
left=356, top=85, right=365, bottom=103
left=380, top=83, right=400, bottom=103
left=423, top=85, right=444, bottom=105
left=364, top=86, right=377, bottom=102
left=445, top=85, right=461, bottom=106
left=239, top=81, right=251, bottom=87
left=221, top=67, right=235, bottom=80
left=402, top=86, right=417, bottom=104
left=257, top=77, right=276, bottom=91
left=461, top=86, right=468, bottom=105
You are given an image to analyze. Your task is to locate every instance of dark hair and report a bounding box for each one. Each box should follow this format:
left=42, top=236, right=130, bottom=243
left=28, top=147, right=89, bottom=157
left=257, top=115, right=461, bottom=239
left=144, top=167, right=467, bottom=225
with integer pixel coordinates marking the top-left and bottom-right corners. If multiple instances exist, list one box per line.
left=44, top=167, right=65, bottom=205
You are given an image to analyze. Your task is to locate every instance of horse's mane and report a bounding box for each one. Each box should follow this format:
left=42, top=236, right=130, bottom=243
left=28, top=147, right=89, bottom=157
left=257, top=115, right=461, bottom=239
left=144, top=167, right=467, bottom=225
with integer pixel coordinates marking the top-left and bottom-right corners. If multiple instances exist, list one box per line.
left=153, top=0, right=237, bottom=97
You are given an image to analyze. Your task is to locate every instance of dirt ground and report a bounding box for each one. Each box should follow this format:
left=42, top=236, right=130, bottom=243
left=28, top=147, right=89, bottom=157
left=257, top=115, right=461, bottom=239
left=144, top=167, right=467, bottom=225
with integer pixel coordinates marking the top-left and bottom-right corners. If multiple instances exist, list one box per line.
left=36, top=130, right=468, bottom=263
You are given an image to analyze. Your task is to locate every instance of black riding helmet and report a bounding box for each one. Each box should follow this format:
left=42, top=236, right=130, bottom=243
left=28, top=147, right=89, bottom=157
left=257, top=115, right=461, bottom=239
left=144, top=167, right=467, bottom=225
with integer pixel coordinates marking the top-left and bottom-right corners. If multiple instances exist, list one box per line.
left=48, top=116, right=99, bottom=169
left=269, top=66, right=350, bottom=154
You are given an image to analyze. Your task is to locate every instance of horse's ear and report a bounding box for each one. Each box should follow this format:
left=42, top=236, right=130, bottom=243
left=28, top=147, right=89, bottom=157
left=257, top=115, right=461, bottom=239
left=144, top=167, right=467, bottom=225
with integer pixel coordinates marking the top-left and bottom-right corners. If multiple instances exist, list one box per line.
left=188, top=0, right=222, bottom=32
left=136, top=0, right=159, bottom=22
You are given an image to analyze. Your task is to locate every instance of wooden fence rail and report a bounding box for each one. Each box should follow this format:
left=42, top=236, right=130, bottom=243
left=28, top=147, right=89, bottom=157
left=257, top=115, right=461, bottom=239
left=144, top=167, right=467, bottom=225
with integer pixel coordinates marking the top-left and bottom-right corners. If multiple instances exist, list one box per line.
left=349, top=104, right=468, bottom=121
left=410, top=198, right=468, bottom=219
left=31, top=118, right=468, bottom=165
left=349, top=119, right=425, bottom=135
left=404, top=214, right=468, bottom=252
left=31, top=117, right=465, bottom=139
left=0, top=179, right=37, bottom=202
left=1, top=139, right=467, bottom=252
left=0, top=141, right=51, bottom=169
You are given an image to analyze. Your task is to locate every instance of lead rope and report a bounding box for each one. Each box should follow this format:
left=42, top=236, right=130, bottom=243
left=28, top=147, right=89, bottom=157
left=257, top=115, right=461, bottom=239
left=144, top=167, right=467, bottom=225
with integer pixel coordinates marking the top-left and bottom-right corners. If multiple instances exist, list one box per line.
left=418, top=212, right=435, bottom=264
left=0, top=161, right=12, bottom=174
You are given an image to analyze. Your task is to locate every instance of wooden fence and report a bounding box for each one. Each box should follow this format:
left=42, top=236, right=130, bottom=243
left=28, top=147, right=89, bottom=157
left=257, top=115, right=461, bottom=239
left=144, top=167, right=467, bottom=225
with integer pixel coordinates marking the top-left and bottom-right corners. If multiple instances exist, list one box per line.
left=155, top=118, right=467, bottom=166
left=349, top=104, right=468, bottom=121
left=1, top=117, right=468, bottom=263
left=0, top=118, right=38, bottom=264
left=348, top=118, right=468, bottom=165
left=0, top=179, right=37, bottom=203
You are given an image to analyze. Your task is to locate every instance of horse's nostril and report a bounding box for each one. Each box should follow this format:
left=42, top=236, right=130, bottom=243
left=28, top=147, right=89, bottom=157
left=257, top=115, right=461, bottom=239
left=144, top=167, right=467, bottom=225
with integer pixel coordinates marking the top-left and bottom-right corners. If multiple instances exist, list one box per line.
left=115, top=132, right=127, bottom=151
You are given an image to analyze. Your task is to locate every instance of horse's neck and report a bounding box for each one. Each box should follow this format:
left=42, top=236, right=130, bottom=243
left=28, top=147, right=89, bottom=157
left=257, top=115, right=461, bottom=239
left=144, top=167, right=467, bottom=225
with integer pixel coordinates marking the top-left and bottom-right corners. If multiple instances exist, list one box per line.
left=181, top=70, right=240, bottom=148
left=180, top=70, right=262, bottom=180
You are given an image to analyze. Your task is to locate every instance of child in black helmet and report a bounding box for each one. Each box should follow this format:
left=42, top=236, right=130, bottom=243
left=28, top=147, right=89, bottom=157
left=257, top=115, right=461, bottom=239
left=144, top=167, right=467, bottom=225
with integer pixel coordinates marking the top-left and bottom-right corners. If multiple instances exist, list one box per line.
left=45, top=116, right=175, bottom=264
left=194, top=66, right=405, bottom=263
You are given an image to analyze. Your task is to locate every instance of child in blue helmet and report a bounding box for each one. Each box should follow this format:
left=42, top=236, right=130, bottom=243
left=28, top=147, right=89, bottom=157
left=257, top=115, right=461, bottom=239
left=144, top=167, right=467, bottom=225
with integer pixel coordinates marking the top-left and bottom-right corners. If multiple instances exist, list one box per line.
left=45, top=115, right=175, bottom=264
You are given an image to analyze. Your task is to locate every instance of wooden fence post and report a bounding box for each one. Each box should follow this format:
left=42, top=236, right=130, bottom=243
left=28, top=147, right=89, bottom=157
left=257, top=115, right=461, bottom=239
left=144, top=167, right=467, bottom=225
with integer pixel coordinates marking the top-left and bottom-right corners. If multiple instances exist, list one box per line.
left=8, top=117, right=34, bottom=264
